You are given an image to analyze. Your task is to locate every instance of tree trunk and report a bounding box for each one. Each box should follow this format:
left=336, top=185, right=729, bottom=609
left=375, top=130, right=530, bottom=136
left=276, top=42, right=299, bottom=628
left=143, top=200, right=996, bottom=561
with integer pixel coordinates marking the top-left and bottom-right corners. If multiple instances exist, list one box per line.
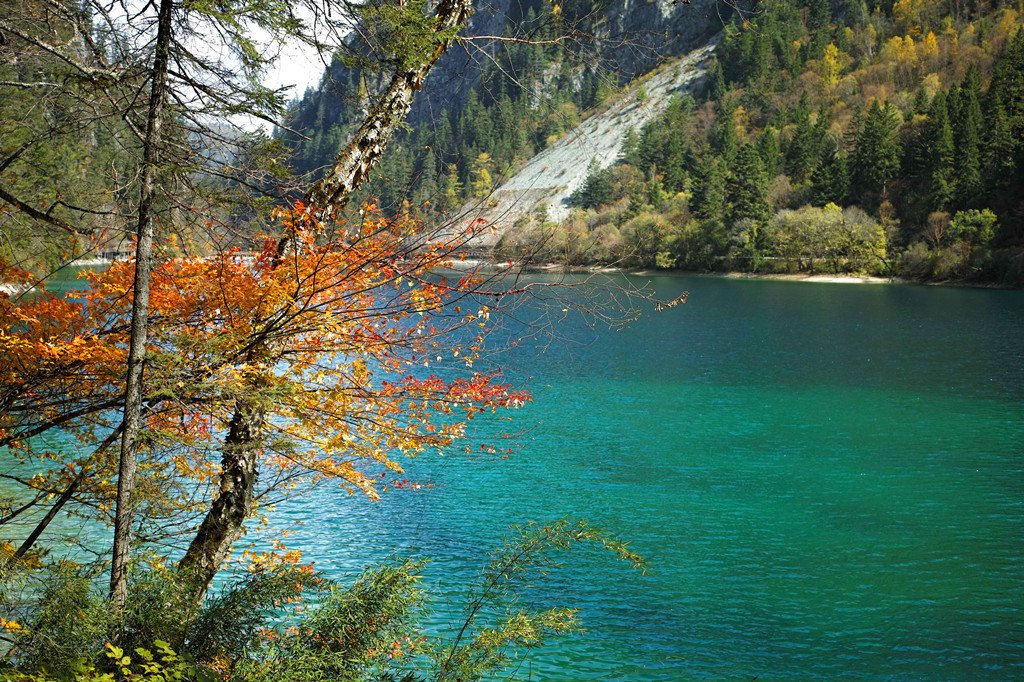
left=305, top=0, right=474, bottom=212
left=109, top=0, right=174, bottom=611
left=176, top=0, right=475, bottom=604
left=176, top=392, right=265, bottom=592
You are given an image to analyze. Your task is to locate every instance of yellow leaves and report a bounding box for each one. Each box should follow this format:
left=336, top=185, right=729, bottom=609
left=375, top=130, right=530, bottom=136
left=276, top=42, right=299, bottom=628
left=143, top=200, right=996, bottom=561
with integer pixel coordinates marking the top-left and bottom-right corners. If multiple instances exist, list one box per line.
left=920, top=31, right=939, bottom=61
left=818, top=42, right=847, bottom=92
left=881, top=35, right=919, bottom=65
left=1, top=618, right=24, bottom=633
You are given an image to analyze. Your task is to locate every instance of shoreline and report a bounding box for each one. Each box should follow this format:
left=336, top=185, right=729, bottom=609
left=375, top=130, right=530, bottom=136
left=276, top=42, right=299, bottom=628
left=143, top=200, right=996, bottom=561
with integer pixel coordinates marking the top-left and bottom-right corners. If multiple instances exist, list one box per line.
left=455, top=259, right=1016, bottom=289
left=4, top=259, right=1015, bottom=293
left=685, top=270, right=1016, bottom=289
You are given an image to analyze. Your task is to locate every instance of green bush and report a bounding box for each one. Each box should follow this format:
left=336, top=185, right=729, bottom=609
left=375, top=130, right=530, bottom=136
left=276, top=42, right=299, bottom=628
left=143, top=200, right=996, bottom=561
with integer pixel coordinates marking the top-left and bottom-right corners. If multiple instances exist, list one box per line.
left=2, top=520, right=643, bottom=682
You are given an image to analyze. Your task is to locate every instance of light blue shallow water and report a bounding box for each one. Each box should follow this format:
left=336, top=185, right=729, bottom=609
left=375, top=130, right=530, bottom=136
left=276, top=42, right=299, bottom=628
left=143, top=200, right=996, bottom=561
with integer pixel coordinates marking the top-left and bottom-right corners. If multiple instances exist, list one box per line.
left=264, top=275, right=1024, bottom=680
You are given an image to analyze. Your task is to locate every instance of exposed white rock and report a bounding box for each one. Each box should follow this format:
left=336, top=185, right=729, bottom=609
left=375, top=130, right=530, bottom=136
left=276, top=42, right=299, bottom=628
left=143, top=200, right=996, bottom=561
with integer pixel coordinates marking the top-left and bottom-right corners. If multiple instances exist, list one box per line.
left=458, top=37, right=718, bottom=247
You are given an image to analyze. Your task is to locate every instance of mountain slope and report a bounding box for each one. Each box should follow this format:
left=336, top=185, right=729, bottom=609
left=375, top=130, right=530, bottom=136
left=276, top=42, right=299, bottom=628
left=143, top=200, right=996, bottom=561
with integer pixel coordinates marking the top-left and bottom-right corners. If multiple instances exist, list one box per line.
left=466, top=38, right=718, bottom=240
left=279, top=0, right=727, bottom=208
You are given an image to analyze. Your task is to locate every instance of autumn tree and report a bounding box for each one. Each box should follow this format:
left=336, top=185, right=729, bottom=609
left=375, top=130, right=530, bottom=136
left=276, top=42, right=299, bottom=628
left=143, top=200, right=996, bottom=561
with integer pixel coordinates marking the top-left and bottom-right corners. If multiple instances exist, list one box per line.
left=1, top=0, right=640, bottom=623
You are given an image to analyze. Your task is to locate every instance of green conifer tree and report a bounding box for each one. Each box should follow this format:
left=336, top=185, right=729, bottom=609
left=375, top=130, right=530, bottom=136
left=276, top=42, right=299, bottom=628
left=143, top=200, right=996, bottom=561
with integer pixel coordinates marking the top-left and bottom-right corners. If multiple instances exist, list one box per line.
left=712, top=99, right=739, bottom=164
left=693, top=155, right=729, bottom=254
left=620, top=128, right=641, bottom=167
left=850, top=100, right=902, bottom=207
left=812, top=141, right=850, bottom=205
left=757, top=127, right=782, bottom=178
left=786, top=92, right=818, bottom=183
left=927, top=92, right=956, bottom=212
left=955, top=68, right=984, bottom=206
left=729, top=144, right=771, bottom=226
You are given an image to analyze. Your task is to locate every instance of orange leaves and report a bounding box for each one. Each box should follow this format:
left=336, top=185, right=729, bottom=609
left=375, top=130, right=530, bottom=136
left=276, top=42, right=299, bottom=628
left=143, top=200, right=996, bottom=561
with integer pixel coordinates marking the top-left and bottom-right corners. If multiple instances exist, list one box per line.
left=1, top=202, right=530, bottom=540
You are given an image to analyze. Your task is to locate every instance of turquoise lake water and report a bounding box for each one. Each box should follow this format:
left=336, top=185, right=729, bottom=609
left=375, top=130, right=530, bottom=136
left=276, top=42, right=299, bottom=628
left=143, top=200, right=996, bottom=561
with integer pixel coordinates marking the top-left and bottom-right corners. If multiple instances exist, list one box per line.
left=258, top=274, right=1024, bottom=680
left=19, top=271, right=1024, bottom=678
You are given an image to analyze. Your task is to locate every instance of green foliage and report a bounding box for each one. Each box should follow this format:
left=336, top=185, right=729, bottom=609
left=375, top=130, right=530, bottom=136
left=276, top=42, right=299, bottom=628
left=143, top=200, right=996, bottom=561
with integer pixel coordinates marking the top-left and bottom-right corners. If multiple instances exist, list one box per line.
left=765, top=204, right=887, bottom=274
left=949, top=209, right=999, bottom=246
left=620, top=213, right=675, bottom=267
left=510, top=0, right=1022, bottom=282
left=269, top=0, right=1024, bottom=281
left=433, top=519, right=644, bottom=681
left=3, top=640, right=197, bottom=682
left=729, top=144, right=771, bottom=228
left=811, top=142, right=850, bottom=206
left=2, top=521, right=643, bottom=682
left=358, top=3, right=459, bottom=71
left=187, top=566, right=321, bottom=665
left=849, top=100, right=902, bottom=208
left=4, top=568, right=110, bottom=678
left=235, top=560, right=424, bottom=682
left=570, top=160, right=614, bottom=209
left=786, top=93, right=819, bottom=183
left=101, top=640, right=193, bottom=682
left=926, top=91, right=956, bottom=211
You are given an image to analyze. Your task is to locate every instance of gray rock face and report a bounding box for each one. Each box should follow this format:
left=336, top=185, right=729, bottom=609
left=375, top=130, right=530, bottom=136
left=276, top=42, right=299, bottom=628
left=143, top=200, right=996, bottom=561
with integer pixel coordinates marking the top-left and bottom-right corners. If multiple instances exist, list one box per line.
left=585, top=0, right=723, bottom=79
left=411, top=0, right=723, bottom=122
left=458, top=36, right=717, bottom=245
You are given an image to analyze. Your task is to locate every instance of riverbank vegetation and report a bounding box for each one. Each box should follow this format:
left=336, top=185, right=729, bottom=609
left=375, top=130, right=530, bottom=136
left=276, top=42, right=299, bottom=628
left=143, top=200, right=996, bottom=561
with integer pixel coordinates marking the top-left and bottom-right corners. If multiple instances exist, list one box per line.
left=498, top=0, right=1024, bottom=284
left=2, top=520, right=642, bottom=680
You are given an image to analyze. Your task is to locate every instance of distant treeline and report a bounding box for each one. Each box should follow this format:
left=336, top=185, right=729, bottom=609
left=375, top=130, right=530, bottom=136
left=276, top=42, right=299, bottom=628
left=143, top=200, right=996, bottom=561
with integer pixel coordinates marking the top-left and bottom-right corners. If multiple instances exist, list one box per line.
left=501, top=0, right=1024, bottom=284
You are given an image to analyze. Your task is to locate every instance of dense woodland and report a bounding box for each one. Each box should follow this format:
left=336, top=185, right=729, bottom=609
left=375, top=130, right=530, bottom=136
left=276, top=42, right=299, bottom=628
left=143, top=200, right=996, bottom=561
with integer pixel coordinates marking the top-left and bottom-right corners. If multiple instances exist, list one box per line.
left=283, top=0, right=1023, bottom=283
left=542, top=0, right=1024, bottom=282
left=280, top=0, right=622, bottom=214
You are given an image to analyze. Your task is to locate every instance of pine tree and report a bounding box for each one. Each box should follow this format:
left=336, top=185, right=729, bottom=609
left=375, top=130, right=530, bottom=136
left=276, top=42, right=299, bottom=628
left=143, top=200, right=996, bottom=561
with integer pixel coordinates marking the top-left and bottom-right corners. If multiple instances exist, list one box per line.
left=620, top=128, right=641, bottom=167
left=571, top=158, right=614, bottom=209
left=786, top=92, right=818, bottom=183
left=712, top=99, right=739, bottom=163
left=415, top=148, right=438, bottom=206
left=693, top=155, right=728, bottom=252
left=987, top=30, right=1024, bottom=175
left=662, top=127, right=690, bottom=192
left=955, top=68, right=983, bottom=206
left=757, top=127, right=782, bottom=178
left=812, top=141, right=850, bottom=205
left=986, top=102, right=1017, bottom=191
left=913, top=84, right=930, bottom=114
left=807, top=0, right=831, bottom=31
left=927, top=91, right=956, bottom=212
left=709, top=60, right=727, bottom=100
left=850, top=100, right=902, bottom=207
left=729, top=144, right=771, bottom=226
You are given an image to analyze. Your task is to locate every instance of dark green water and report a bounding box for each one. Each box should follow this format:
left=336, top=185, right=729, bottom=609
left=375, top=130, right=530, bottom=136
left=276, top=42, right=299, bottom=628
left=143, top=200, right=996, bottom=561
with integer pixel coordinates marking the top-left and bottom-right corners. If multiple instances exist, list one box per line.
left=266, top=275, right=1024, bottom=680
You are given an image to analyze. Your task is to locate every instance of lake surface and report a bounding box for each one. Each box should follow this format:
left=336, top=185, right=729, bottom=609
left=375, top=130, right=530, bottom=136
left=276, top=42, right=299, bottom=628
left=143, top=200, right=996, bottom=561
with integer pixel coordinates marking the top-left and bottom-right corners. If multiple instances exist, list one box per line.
left=263, top=274, right=1024, bottom=680
left=16, top=270, right=1023, bottom=679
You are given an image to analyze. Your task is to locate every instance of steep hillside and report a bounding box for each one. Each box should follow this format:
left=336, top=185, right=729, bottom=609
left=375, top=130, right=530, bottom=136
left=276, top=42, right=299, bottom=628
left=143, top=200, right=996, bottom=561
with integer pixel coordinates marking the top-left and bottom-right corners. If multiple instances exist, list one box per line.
left=278, top=0, right=726, bottom=208
left=465, top=39, right=718, bottom=242
left=494, top=0, right=1024, bottom=284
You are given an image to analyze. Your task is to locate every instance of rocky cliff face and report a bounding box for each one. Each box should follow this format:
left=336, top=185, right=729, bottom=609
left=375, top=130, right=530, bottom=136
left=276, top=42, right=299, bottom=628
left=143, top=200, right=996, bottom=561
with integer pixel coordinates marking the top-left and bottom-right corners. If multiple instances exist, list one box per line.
left=286, top=0, right=726, bottom=169
left=412, top=0, right=722, bottom=121
left=577, top=0, right=723, bottom=77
